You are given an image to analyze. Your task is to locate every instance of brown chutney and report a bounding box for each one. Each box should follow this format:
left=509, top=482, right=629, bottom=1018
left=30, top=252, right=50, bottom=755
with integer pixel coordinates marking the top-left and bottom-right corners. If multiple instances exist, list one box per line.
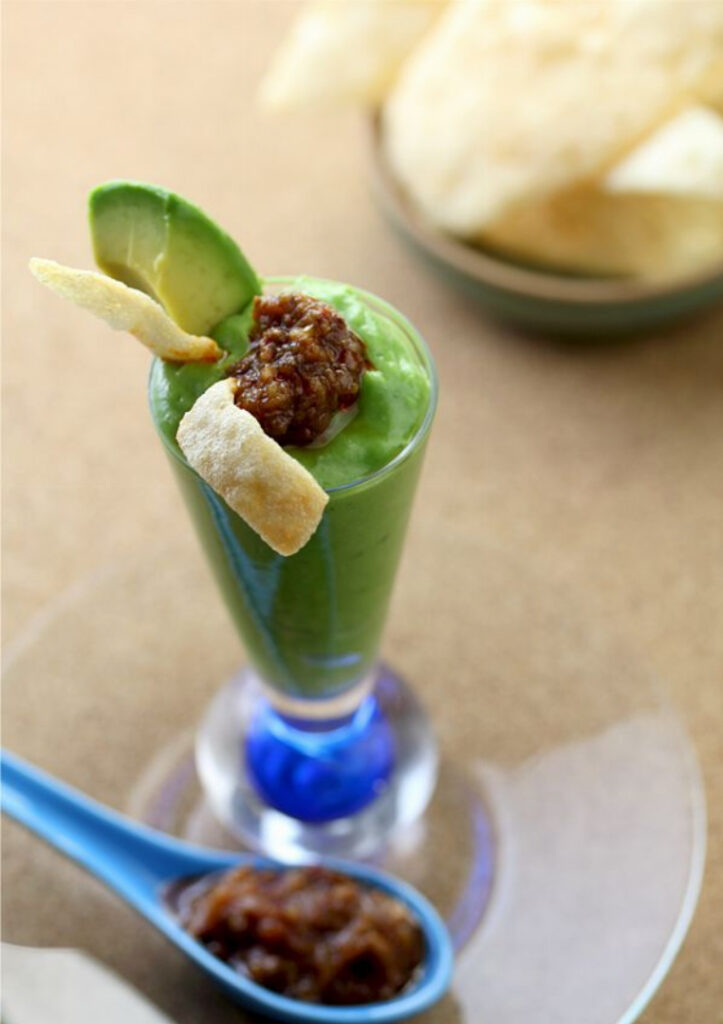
left=179, top=865, right=424, bottom=1005
left=227, top=292, right=369, bottom=447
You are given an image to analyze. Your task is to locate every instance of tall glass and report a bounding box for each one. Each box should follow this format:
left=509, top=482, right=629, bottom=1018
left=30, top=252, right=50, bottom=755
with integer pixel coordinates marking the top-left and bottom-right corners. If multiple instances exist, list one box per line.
left=150, top=282, right=438, bottom=858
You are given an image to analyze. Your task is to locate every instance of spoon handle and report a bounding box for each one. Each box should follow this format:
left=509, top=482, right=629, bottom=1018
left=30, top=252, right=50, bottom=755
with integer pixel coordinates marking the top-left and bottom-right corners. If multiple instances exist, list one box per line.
left=1, top=749, right=222, bottom=906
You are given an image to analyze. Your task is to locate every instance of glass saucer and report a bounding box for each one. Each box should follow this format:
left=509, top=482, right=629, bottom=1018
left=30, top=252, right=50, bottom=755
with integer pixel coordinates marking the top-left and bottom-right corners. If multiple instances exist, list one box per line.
left=2, top=530, right=705, bottom=1024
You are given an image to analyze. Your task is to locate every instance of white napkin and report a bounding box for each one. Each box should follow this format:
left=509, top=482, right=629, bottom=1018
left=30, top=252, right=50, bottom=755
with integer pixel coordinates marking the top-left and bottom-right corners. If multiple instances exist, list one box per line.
left=2, top=944, right=176, bottom=1024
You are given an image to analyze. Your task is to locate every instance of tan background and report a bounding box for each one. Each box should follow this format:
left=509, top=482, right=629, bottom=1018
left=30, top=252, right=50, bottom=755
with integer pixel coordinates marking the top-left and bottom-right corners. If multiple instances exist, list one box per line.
left=2, top=2, right=722, bottom=1021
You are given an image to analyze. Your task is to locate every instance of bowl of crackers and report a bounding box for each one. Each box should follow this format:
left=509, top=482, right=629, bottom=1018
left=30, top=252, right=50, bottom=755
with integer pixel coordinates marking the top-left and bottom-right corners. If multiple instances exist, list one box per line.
left=261, top=0, right=723, bottom=336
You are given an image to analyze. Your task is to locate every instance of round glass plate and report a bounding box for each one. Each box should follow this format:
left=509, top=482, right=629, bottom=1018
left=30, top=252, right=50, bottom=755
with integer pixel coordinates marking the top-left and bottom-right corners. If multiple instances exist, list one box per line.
left=2, top=528, right=705, bottom=1024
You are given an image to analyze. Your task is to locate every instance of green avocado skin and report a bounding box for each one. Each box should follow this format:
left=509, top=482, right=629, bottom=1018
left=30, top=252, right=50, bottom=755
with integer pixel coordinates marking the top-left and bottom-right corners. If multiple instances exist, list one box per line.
left=89, top=181, right=261, bottom=336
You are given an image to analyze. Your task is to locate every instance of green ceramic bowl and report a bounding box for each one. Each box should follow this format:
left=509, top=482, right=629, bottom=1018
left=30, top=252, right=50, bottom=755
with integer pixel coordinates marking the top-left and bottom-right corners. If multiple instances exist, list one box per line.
left=370, top=120, right=723, bottom=338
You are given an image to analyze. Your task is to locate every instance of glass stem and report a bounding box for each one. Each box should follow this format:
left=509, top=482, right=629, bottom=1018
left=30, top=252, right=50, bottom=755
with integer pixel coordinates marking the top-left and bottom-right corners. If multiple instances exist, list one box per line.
left=244, top=668, right=396, bottom=823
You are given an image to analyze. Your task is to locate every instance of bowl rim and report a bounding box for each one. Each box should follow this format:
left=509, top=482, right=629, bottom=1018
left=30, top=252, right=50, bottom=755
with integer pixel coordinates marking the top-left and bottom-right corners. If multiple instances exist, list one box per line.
left=369, top=114, right=723, bottom=308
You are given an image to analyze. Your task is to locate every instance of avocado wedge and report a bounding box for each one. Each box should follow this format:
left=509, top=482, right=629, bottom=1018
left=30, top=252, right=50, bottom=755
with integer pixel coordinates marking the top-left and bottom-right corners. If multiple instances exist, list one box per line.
left=89, top=182, right=261, bottom=336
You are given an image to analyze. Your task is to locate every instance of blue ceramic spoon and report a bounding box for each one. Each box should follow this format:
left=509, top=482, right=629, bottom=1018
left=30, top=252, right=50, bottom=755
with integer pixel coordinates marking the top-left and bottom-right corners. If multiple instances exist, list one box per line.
left=1, top=749, right=453, bottom=1023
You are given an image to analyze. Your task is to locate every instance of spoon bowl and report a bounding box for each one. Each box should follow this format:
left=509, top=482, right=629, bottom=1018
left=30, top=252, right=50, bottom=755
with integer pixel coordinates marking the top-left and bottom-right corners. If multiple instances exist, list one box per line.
left=1, top=749, right=453, bottom=1022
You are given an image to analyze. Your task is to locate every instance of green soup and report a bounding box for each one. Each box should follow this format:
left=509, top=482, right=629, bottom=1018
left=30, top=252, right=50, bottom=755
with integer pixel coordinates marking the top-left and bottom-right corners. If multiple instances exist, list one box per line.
left=149, top=277, right=435, bottom=700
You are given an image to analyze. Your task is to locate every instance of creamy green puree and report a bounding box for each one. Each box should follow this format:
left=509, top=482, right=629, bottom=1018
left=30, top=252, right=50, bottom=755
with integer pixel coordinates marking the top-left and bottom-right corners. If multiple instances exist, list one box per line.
left=149, top=277, right=434, bottom=699
left=149, top=276, right=429, bottom=490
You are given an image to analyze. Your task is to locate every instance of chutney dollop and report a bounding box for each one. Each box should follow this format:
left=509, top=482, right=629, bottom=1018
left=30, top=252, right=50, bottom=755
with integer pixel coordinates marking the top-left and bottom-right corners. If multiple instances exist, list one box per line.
left=228, top=292, right=368, bottom=446
left=179, top=864, right=424, bottom=1005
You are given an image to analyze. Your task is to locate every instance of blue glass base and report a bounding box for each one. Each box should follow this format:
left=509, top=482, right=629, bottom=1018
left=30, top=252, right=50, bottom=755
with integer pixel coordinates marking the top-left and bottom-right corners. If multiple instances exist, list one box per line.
left=245, top=695, right=396, bottom=823
left=195, top=664, right=438, bottom=859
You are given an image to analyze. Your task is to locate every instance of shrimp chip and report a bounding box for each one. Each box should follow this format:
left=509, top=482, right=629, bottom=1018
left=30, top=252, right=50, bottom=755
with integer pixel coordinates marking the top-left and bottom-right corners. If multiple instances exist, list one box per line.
left=29, top=258, right=222, bottom=362
left=177, top=379, right=328, bottom=556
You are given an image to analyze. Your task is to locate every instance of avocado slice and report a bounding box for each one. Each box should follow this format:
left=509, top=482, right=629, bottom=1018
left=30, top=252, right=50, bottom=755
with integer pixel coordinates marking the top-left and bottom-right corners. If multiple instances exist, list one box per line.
left=89, top=181, right=261, bottom=336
